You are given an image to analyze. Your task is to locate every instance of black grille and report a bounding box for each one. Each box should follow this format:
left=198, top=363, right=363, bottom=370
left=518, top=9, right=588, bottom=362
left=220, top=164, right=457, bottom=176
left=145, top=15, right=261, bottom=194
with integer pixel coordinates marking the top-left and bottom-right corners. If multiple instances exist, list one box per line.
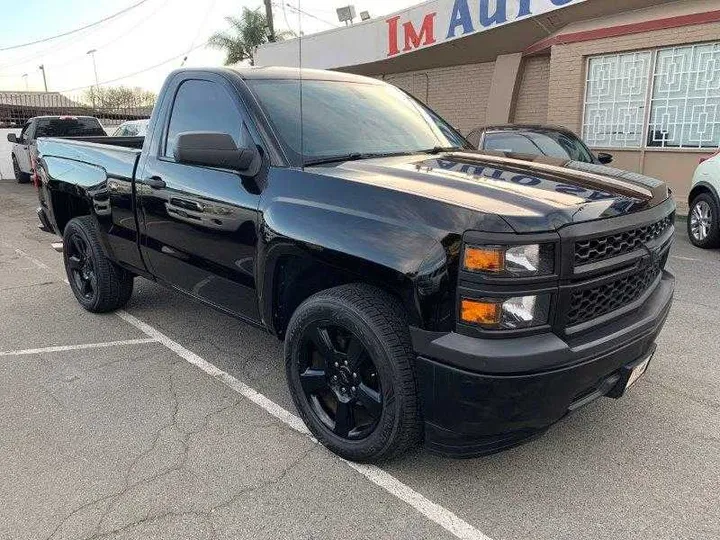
left=574, top=215, right=673, bottom=266
left=566, top=263, right=661, bottom=326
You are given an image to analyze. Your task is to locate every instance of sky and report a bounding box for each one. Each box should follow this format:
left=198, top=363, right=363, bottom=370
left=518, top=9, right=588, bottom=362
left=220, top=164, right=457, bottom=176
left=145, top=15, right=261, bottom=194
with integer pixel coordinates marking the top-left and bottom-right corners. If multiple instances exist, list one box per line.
left=0, top=0, right=418, bottom=96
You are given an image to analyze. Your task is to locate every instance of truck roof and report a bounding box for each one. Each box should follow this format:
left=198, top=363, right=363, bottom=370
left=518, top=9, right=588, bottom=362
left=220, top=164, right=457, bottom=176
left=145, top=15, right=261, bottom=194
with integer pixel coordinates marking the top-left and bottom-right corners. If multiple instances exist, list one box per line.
left=176, top=66, right=382, bottom=85
left=30, top=115, right=100, bottom=121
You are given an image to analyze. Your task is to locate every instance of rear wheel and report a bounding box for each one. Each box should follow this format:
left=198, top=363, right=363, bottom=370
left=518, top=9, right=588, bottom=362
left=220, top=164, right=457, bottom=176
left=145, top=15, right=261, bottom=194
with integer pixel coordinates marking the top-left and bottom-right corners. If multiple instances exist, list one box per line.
left=63, top=216, right=134, bottom=312
left=285, top=284, right=421, bottom=462
left=12, top=155, right=30, bottom=184
left=688, top=192, right=720, bottom=249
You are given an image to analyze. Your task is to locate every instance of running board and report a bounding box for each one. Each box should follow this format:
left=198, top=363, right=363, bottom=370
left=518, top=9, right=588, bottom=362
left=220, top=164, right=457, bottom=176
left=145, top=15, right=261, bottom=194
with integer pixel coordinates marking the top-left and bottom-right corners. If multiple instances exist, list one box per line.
left=51, top=242, right=63, bottom=253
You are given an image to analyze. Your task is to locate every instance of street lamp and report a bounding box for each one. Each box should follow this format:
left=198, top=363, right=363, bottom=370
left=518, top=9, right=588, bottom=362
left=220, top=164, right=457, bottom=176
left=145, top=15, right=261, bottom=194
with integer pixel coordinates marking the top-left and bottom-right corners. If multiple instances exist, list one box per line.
left=22, top=73, right=28, bottom=91
left=87, top=49, right=99, bottom=108
left=38, top=65, right=48, bottom=92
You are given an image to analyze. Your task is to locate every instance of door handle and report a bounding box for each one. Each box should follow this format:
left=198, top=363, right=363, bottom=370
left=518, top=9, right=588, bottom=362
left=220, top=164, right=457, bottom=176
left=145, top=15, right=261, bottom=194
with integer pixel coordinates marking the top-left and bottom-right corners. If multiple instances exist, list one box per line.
left=144, top=176, right=166, bottom=189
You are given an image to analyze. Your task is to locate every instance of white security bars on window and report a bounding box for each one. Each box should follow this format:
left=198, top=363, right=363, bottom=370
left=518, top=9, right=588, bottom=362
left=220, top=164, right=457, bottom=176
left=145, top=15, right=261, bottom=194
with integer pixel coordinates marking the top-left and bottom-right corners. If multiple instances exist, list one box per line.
left=583, top=51, right=652, bottom=149
left=582, top=42, right=720, bottom=150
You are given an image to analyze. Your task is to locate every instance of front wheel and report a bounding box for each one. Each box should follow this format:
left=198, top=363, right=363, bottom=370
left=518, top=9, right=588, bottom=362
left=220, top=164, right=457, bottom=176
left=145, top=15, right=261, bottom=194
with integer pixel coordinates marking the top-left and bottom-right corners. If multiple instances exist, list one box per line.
left=63, top=216, right=134, bottom=312
left=12, top=155, right=30, bottom=184
left=688, top=193, right=720, bottom=249
left=285, top=284, right=422, bottom=462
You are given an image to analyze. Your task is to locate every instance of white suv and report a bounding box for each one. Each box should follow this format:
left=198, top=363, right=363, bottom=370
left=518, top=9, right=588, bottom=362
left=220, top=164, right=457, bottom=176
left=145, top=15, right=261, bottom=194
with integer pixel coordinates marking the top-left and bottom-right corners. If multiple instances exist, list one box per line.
left=688, top=149, right=720, bottom=248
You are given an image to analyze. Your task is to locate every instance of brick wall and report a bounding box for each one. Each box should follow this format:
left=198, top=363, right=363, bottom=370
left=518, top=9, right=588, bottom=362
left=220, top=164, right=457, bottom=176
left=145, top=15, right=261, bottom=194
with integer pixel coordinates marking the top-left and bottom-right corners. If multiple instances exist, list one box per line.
left=512, top=55, right=551, bottom=125
left=382, top=61, right=495, bottom=135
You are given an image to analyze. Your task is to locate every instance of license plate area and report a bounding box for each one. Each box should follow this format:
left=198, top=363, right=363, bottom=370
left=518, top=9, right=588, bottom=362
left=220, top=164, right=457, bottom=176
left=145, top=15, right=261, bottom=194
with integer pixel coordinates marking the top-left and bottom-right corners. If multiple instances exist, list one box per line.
left=607, top=346, right=656, bottom=399
left=626, top=356, right=651, bottom=389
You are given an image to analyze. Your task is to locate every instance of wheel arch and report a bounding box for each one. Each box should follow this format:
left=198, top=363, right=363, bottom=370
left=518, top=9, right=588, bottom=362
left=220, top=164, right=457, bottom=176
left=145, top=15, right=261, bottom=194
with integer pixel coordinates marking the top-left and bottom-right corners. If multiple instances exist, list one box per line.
left=260, top=243, right=421, bottom=339
left=688, top=181, right=720, bottom=209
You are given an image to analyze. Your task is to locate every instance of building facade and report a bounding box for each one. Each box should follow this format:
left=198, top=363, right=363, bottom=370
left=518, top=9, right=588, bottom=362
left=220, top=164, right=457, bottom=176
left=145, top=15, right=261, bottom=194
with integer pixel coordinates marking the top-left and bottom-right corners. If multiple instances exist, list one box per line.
left=257, top=0, right=720, bottom=210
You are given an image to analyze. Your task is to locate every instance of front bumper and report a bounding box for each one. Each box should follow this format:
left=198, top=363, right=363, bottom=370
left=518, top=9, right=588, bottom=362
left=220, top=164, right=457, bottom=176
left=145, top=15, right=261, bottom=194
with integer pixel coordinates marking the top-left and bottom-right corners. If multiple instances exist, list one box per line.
left=412, top=270, right=674, bottom=458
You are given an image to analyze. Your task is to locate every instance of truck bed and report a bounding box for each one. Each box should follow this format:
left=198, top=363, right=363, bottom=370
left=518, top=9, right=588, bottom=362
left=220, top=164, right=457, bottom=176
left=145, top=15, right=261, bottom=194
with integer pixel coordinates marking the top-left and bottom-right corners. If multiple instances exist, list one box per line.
left=37, top=136, right=143, bottom=185
left=58, top=135, right=145, bottom=149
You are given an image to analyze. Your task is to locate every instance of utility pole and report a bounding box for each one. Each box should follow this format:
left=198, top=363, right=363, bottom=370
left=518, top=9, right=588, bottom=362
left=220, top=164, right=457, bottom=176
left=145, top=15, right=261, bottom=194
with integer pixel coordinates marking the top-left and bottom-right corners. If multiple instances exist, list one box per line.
left=264, top=0, right=275, bottom=42
left=38, top=65, right=48, bottom=92
left=87, top=49, right=99, bottom=108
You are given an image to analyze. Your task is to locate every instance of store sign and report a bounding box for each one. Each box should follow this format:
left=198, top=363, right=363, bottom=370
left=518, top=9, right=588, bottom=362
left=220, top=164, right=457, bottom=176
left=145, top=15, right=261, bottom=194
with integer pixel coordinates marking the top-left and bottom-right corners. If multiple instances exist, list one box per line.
left=387, top=0, right=583, bottom=57
left=255, top=0, right=586, bottom=70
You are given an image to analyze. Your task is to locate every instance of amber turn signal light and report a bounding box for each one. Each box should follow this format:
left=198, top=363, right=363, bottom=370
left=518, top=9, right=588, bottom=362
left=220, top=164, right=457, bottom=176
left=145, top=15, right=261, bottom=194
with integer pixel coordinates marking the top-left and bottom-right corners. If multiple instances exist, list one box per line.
left=460, top=299, right=501, bottom=325
left=463, top=246, right=504, bottom=272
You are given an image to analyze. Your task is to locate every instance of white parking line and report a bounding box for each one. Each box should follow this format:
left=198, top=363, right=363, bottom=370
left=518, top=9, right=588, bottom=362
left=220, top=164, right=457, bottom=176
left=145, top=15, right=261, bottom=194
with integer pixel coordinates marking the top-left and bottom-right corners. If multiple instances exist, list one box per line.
left=115, top=309, right=492, bottom=540
left=0, top=241, right=52, bottom=271
left=0, top=338, right=157, bottom=357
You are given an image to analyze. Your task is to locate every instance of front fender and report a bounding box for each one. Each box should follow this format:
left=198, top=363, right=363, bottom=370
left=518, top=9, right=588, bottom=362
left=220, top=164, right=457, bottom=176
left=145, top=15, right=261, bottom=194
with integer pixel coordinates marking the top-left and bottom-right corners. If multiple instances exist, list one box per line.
left=257, top=170, right=468, bottom=332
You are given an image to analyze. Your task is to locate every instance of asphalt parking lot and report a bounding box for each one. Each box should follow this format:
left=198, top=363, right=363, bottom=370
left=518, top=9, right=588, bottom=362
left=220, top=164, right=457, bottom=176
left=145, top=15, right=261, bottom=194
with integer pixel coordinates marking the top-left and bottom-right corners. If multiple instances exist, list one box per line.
left=0, top=176, right=718, bottom=540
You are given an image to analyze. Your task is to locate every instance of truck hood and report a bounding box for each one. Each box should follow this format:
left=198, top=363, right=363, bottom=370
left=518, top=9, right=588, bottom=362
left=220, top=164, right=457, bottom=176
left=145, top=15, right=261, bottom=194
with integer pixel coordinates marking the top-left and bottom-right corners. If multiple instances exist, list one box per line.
left=311, top=152, right=670, bottom=233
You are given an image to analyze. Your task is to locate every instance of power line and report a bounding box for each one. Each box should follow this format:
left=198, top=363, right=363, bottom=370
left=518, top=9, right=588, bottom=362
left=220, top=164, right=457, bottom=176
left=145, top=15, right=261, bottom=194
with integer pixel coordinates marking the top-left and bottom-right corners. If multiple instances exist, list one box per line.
left=275, top=3, right=340, bottom=28
left=0, top=0, right=170, bottom=75
left=182, top=0, right=218, bottom=66
left=280, top=2, right=299, bottom=37
left=0, top=0, right=151, bottom=52
left=57, top=41, right=209, bottom=93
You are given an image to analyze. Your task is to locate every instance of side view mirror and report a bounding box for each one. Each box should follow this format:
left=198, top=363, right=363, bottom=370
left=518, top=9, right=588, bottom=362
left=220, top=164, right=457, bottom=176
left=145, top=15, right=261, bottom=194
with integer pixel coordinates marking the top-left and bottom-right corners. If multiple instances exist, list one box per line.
left=7, top=133, right=17, bottom=143
left=597, top=152, right=613, bottom=165
left=173, top=131, right=261, bottom=175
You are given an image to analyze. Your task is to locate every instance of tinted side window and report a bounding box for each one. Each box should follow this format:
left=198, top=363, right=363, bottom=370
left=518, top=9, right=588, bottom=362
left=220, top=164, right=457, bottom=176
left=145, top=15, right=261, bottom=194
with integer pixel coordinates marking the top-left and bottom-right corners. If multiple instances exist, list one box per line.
left=484, top=133, right=541, bottom=155
left=34, top=118, right=105, bottom=138
left=164, top=80, right=242, bottom=158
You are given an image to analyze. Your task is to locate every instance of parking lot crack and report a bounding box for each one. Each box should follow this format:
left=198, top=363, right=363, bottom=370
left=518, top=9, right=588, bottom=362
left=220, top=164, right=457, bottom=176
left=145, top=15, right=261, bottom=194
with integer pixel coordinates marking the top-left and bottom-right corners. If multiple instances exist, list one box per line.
left=207, top=444, right=318, bottom=515
left=79, top=444, right=318, bottom=540
left=84, top=370, right=246, bottom=539
left=0, top=280, right=56, bottom=291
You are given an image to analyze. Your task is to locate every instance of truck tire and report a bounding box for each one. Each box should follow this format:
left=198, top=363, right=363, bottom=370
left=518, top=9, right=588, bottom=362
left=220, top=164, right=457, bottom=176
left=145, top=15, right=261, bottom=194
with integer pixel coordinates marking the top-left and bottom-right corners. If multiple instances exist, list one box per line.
left=63, top=216, right=134, bottom=312
left=687, top=192, right=720, bottom=249
left=284, top=284, right=422, bottom=462
left=12, top=155, right=31, bottom=184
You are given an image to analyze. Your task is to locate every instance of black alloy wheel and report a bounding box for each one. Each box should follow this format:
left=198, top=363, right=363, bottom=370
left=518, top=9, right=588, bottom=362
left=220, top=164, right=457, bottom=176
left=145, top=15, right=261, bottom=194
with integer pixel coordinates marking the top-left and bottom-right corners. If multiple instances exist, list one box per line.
left=66, top=233, right=97, bottom=300
left=298, top=321, right=382, bottom=440
left=285, top=284, right=422, bottom=462
left=62, top=216, right=134, bottom=312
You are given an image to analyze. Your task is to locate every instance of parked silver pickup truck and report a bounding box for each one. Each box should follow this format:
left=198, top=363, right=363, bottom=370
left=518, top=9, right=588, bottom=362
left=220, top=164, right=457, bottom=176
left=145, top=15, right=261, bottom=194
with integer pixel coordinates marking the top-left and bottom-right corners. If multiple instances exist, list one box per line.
left=7, top=115, right=105, bottom=183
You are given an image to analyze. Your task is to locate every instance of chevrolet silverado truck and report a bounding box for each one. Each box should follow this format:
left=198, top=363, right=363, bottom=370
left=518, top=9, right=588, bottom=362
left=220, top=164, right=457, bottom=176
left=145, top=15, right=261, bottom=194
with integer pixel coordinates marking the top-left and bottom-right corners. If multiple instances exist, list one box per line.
left=36, top=67, right=675, bottom=462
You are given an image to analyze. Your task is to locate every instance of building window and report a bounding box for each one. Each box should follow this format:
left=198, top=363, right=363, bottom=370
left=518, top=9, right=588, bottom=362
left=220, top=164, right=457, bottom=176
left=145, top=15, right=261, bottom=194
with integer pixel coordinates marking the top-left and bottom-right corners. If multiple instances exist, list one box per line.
left=583, top=42, right=720, bottom=150
left=583, top=52, right=652, bottom=148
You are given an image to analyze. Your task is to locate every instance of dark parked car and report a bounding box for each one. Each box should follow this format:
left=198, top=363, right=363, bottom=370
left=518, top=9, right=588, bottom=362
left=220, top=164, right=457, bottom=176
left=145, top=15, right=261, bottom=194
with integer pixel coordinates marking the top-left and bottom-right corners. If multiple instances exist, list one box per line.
left=7, top=115, right=106, bottom=183
left=35, top=67, right=674, bottom=462
left=467, top=124, right=614, bottom=165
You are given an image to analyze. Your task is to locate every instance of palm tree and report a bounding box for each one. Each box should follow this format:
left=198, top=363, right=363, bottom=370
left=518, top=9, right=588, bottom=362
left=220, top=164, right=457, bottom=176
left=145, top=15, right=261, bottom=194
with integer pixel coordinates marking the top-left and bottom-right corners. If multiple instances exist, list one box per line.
left=208, top=7, right=293, bottom=66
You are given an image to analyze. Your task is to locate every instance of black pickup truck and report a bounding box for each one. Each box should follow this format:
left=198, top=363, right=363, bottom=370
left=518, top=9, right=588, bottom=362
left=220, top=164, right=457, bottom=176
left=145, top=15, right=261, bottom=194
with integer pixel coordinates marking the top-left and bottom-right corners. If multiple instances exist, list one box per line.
left=36, top=67, right=675, bottom=462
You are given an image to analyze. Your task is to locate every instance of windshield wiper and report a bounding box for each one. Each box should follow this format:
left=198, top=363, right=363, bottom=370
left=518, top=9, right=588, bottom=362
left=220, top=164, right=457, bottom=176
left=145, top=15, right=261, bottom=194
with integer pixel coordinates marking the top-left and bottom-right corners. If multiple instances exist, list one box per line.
left=304, top=151, right=414, bottom=167
left=420, top=146, right=465, bottom=154
left=303, top=147, right=467, bottom=167
left=304, top=153, right=364, bottom=166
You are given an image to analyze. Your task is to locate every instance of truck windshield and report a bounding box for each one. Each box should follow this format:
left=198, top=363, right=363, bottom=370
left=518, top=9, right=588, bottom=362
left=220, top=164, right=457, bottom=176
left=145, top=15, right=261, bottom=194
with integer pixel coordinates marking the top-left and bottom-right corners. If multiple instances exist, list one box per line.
left=35, top=117, right=106, bottom=138
left=247, top=79, right=468, bottom=164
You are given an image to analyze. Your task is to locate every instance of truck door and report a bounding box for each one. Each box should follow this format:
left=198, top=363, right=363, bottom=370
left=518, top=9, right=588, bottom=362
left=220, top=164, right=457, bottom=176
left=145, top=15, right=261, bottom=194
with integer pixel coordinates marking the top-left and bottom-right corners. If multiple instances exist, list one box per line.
left=136, top=75, right=263, bottom=322
left=14, top=121, right=33, bottom=172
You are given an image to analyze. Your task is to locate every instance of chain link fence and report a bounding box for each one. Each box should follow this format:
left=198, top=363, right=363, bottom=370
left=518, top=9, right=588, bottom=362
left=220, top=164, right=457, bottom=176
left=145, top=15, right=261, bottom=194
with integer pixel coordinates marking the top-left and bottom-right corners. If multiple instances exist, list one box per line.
left=0, top=91, right=153, bottom=129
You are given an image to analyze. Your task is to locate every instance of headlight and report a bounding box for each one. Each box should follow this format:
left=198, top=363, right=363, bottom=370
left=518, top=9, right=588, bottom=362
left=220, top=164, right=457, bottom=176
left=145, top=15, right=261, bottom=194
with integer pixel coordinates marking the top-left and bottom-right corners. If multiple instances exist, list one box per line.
left=463, top=244, right=554, bottom=276
left=460, top=295, right=551, bottom=329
